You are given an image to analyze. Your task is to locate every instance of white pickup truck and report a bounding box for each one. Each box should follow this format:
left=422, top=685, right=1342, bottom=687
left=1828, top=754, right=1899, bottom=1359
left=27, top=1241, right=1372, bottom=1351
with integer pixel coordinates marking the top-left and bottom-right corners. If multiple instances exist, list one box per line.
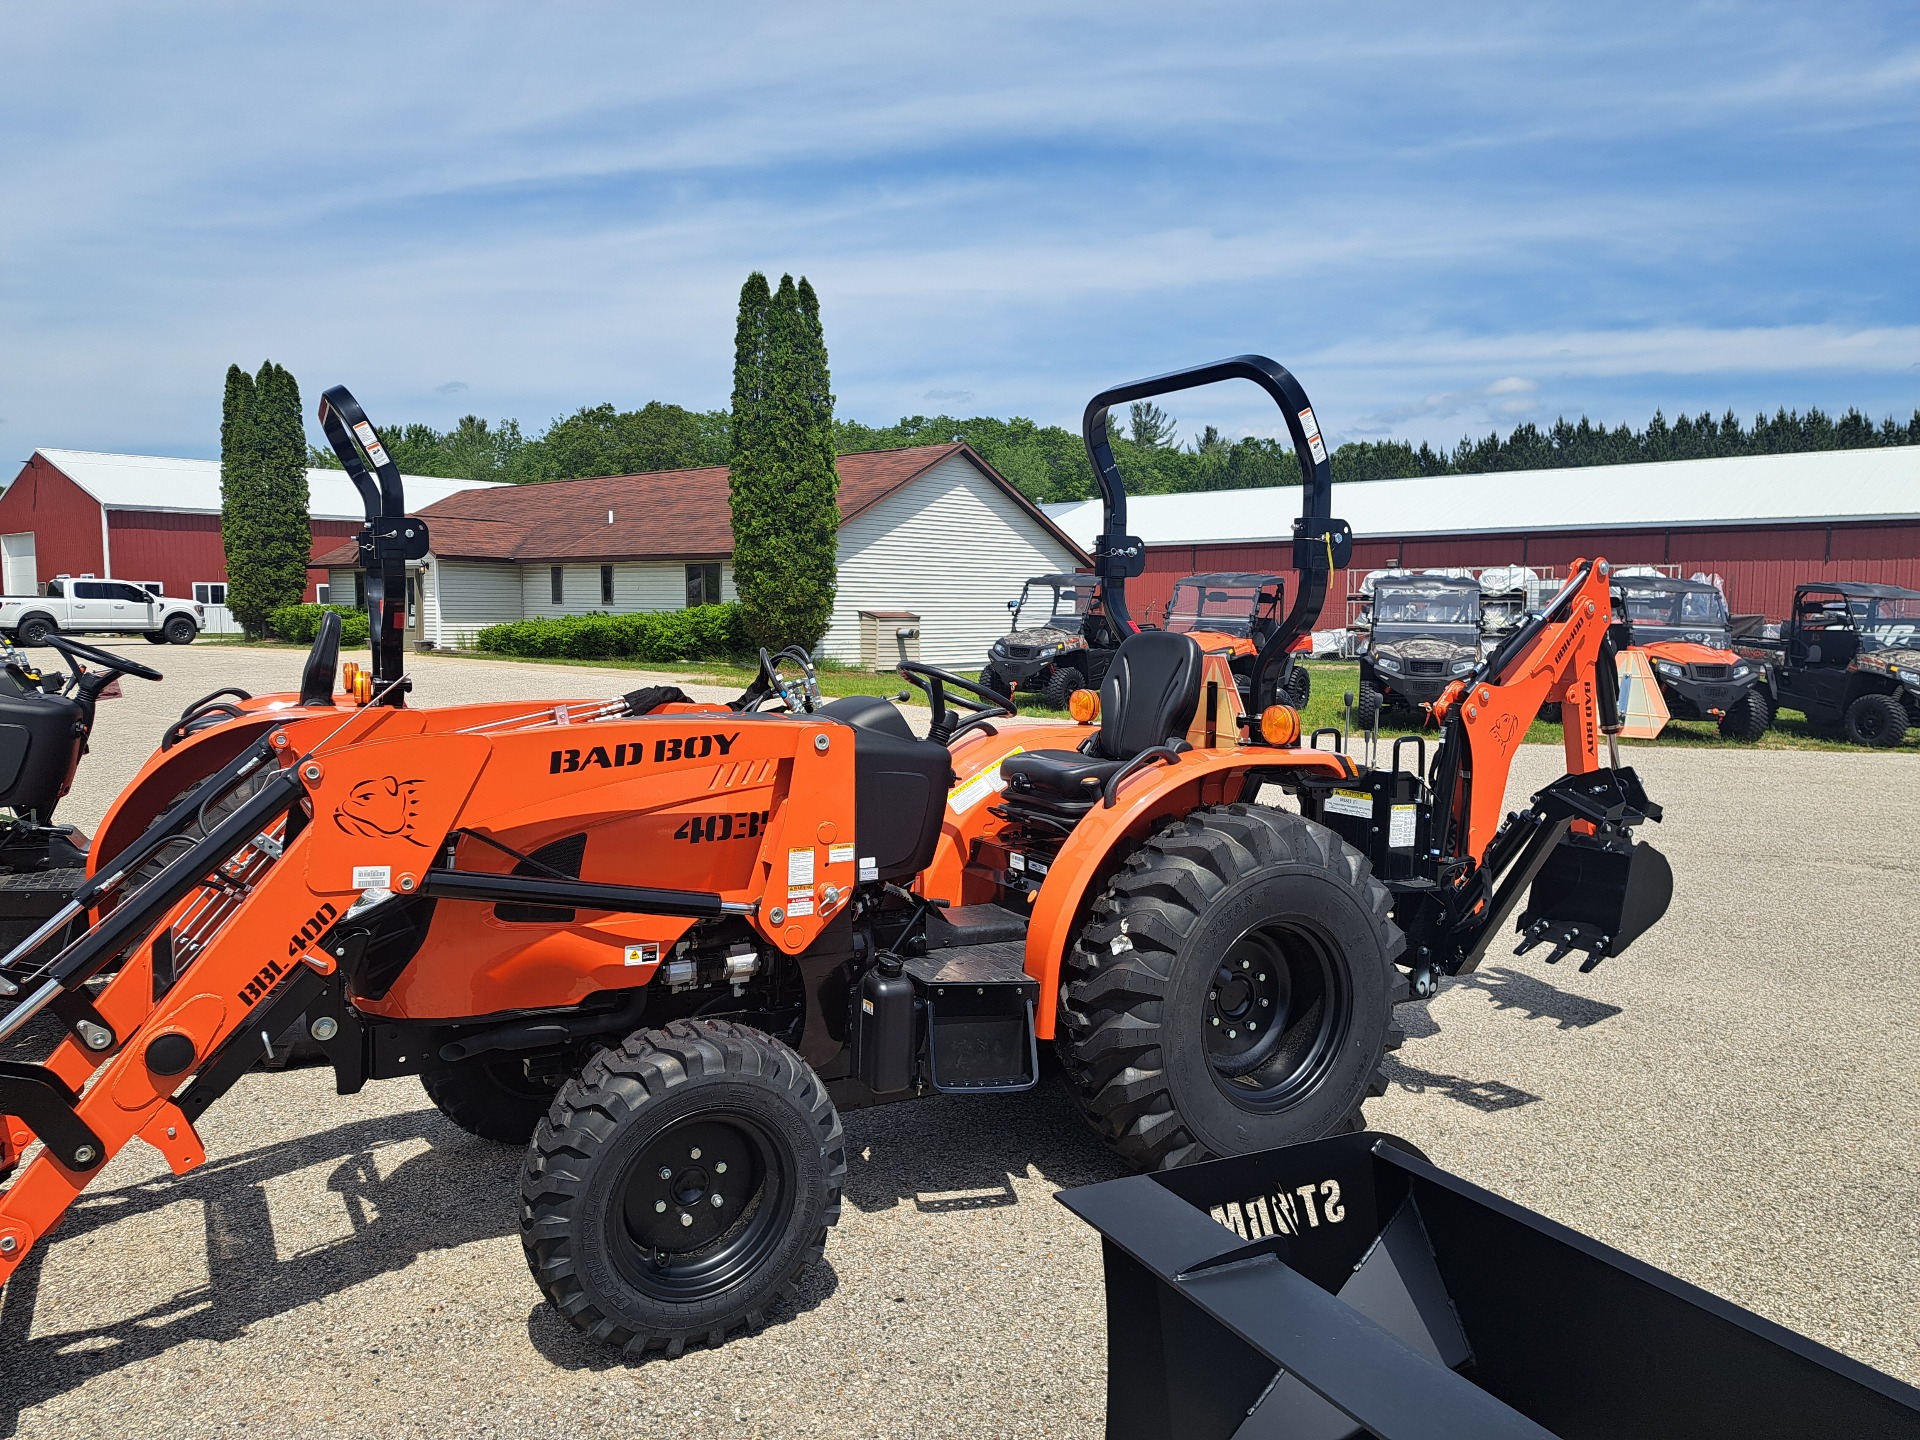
left=1, top=579, right=204, bottom=646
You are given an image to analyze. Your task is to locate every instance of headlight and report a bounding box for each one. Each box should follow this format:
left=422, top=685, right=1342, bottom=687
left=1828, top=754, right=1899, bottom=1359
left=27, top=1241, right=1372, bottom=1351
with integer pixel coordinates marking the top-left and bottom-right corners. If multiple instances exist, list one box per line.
left=991, top=641, right=1007, bottom=656
left=1654, top=660, right=1682, bottom=678
left=1732, top=664, right=1749, bottom=677
left=1375, top=655, right=1400, bottom=672
left=1450, top=657, right=1474, bottom=674
left=1040, top=644, right=1062, bottom=658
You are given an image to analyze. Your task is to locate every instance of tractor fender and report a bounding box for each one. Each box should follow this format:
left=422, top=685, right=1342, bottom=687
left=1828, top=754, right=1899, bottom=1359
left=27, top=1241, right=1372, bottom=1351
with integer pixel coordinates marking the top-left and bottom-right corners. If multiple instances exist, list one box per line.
left=1021, top=746, right=1349, bottom=1039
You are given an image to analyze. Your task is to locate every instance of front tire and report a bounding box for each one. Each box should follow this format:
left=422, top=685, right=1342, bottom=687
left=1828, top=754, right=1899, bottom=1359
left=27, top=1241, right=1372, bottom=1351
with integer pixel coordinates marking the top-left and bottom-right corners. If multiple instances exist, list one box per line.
left=1042, top=666, right=1085, bottom=711
left=16, top=616, right=54, bottom=647
left=1844, top=692, right=1909, bottom=747
left=978, top=666, right=1013, bottom=703
left=143, top=630, right=170, bottom=645
left=521, top=1020, right=845, bottom=1359
left=1356, top=683, right=1384, bottom=731
left=1058, top=804, right=1404, bottom=1171
left=164, top=615, right=198, bottom=645
left=1718, top=688, right=1772, bottom=742
left=1284, top=663, right=1312, bottom=708
left=422, top=1054, right=559, bottom=1144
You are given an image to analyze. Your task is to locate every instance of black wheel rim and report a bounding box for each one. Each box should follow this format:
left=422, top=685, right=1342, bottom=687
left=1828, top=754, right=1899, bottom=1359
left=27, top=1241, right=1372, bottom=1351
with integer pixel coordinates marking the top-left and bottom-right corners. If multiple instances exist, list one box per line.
left=1202, top=920, right=1349, bottom=1110
left=609, top=1110, right=792, bottom=1303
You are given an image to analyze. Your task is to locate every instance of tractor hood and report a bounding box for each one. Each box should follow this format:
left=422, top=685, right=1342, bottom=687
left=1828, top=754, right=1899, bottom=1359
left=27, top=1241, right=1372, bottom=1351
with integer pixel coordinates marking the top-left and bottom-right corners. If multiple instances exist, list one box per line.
left=1640, top=639, right=1740, bottom=667
left=1373, top=631, right=1478, bottom=660
left=1857, top=647, right=1920, bottom=689
left=991, top=625, right=1086, bottom=658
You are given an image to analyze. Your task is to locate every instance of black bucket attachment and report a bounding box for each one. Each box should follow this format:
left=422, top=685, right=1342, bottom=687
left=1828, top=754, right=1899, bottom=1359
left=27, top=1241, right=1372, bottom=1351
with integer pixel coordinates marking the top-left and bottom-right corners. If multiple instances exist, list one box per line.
left=1517, top=831, right=1673, bottom=971
left=1060, top=1132, right=1920, bottom=1440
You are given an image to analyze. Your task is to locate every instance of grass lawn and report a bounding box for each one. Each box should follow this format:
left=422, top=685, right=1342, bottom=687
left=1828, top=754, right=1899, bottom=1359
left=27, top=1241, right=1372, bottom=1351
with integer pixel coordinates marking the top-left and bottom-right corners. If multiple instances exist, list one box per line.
left=217, top=642, right=1915, bottom=754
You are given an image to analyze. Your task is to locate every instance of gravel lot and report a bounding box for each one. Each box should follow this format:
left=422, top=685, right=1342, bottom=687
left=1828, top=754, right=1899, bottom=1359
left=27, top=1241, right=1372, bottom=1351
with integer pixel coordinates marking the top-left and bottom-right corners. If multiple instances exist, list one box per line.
left=3, top=640, right=1917, bottom=1437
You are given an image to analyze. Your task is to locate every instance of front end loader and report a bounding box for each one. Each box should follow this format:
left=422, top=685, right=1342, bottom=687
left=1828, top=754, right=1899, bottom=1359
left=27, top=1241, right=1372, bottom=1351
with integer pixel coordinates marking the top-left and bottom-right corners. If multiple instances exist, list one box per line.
left=0, top=362, right=1673, bottom=1362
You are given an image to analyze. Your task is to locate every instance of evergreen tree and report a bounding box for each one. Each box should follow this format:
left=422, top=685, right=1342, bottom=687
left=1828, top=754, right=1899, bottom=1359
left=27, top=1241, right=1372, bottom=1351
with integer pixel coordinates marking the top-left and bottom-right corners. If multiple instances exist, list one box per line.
left=728, top=273, right=840, bottom=651
left=220, top=361, right=312, bottom=638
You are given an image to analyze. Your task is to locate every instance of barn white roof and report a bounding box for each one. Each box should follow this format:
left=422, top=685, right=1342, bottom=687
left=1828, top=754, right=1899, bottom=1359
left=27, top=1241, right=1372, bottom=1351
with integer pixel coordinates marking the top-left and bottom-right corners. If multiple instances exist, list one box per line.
left=1040, top=446, right=1920, bottom=550
left=32, top=448, right=502, bottom=521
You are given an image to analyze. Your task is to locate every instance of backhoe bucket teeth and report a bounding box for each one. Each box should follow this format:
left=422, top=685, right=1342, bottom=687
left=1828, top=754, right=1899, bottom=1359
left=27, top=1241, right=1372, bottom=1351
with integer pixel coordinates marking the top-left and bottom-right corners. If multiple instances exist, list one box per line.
left=1516, top=832, right=1673, bottom=971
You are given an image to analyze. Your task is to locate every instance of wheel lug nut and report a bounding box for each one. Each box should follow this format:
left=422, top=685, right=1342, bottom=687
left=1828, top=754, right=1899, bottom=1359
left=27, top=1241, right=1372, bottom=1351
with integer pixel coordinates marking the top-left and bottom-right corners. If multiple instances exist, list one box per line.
left=710, top=1194, right=724, bottom=1207
left=1227, top=1029, right=1238, bottom=1038
left=1259, top=998, right=1270, bottom=1007
left=680, top=1212, right=693, bottom=1227
left=1241, top=960, right=1250, bottom=970
left=1211, top=1016, right=1220, bottom=1026
left=659, top=1167, right=672, bottom=1180
left=715, top=1162, right=727, bottom=1174
left=655, top=1200, right=666, bottom=1213
left=1247, top=1020, right=1258, bottom=1030
left=1258, top=973, right=1267, bottom=982
left=690, top=1147, right=702, bottom=1159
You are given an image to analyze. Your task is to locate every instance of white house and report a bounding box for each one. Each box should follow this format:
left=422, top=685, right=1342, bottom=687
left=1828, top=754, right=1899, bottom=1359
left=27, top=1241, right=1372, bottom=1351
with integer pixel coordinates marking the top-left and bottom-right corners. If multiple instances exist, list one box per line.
left=317, top=443, right=1089, bottom=668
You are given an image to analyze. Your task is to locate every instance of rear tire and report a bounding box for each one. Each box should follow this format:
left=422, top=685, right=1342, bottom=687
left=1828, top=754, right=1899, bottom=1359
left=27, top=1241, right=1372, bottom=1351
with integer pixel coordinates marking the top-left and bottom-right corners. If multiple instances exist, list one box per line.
left=15, top=616, right=54, bottom=647
left=1284, top=663, right=1312, bottom=708
left=143, top=631, right=169, bottom=645
left=521, top=1019, right=844, bottom=1359
left=422, top=1054, right=560, bottom=1144
left=1042, top=666, right=1084, bottom=711
left=1844, top=693, right=1909, bottom=747
left=164, top=615, right=198, bottom=645
left=1057, top=804, right=1404, bottom=1170
left=1717, top=688, right=1772, bottom=742
left=1356, top=683, right=1384, bottom=731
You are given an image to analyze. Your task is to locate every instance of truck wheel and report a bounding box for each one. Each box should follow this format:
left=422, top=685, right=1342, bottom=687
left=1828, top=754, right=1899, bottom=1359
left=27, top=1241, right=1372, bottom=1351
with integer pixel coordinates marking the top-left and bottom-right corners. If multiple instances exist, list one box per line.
left=1058, top=804, right=1404, bottom=1170
left=1844, top=693, right=1910, bottom=747
left=521, top=1019, right=845, bottom=1359
left=979, top=666, right=1013, bottom=702
left=1043, top=666, right=1085, bottom=711
left=1284, top=664, right=1312, bottom=708
left=143, top=631, right=169, bottom=645
left=164, top=615, right=199, bottom=645
left=16, top=615, right=54, bottom=647
left=1356, top=683, right=1383, bottom=730
left=1717, top=689, right=1772, bottom=742
left=422, top=1054, right=560, bottom=1144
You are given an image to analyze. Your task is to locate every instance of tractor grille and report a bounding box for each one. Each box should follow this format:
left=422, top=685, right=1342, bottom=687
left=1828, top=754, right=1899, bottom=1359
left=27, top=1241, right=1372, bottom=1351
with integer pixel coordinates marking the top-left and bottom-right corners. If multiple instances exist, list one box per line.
left=1004, top=644, right=1038, bottom=660
left=1692, top=664, right=1731, bottom=679
left=1407, top=660, right=1447, bottom=676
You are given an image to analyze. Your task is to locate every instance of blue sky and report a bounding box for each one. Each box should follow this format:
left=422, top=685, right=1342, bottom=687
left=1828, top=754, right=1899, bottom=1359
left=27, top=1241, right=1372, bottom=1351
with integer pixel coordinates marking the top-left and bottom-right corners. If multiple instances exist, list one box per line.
left=2, top=2, right=1914, bottom=461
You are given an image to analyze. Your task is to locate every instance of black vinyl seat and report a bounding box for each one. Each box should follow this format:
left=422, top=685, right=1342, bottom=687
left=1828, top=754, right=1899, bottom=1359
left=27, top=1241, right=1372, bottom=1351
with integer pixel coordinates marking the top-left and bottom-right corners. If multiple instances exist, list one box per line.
left=1003, top=630, right=1203, bottom=803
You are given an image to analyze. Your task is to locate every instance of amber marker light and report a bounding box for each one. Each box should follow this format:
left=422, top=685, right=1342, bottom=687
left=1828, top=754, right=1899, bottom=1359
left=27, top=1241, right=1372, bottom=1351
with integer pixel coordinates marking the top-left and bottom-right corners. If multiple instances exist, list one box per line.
left=1069, top=688, right=1101, bottom=723
left=341, top=661, right=360, bottom=692
left=353, top=670, right=374, bottom=705
left=1259, top=704, right=1301, bottom=746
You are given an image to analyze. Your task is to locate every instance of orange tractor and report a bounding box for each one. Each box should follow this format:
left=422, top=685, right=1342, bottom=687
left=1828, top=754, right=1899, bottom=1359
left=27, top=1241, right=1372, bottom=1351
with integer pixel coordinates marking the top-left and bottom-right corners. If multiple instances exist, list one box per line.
left=0, top=359, right=1673, bottom=1359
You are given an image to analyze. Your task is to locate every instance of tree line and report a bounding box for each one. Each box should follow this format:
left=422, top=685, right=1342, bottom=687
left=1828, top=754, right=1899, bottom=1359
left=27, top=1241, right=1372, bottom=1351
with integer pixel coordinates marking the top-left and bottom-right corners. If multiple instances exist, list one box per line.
left=315, top=393, right=1920, bottom=504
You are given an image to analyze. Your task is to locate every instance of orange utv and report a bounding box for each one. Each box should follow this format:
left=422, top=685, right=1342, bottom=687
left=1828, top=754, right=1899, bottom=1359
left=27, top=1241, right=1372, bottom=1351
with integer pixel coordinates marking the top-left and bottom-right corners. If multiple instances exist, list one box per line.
left=0, top=360, right=1673, bottom=1361
left=1162, top=572, right=1313, bottom=709
left=1618, top=575, right=1770, bottom=740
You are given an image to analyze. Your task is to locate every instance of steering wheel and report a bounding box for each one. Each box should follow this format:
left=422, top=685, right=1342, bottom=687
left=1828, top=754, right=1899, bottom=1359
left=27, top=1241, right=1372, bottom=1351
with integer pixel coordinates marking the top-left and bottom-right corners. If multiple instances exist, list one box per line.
left=897, top=662, right=1015, bottom=744
left=740, top=646, right=823, bottom=714
left=45, top=632, right=163, bottom=683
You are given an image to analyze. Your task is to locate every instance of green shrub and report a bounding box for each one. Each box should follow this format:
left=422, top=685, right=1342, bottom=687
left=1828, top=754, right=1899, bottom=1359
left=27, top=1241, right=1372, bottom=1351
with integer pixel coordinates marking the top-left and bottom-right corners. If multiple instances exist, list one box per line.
left=474, top=603, right=749, bottom=663
left=269, top=603, right=370, bottom=645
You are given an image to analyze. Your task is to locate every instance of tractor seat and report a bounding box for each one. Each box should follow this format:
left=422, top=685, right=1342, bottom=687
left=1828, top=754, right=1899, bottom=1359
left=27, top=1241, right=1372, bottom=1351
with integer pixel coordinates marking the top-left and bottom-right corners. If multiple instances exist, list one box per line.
left=1002, top=630, right=1203, bottom=803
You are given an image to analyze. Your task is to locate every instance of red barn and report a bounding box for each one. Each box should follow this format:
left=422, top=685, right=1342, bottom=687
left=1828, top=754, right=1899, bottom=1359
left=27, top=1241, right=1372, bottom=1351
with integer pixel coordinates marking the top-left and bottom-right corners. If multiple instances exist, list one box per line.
left=0, top=449, right=501, bottom=618
left=1042, top=446, right=1920, bottom=627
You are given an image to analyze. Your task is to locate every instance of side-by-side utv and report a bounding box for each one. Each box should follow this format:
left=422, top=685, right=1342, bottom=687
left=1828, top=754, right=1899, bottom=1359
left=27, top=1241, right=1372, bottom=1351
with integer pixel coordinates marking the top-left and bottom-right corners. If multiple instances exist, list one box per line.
left=1162, top=572, right=1311, bottom=708
left=980, top=573, right=1106, bottom=708
left=1740, top=580, right=1920, bottom=746
left=1356, top=574, right=1482, bottom=727
left=1617, top=575, right=1770, bottom=740
left=0, top=359, right=1674, bottom=1363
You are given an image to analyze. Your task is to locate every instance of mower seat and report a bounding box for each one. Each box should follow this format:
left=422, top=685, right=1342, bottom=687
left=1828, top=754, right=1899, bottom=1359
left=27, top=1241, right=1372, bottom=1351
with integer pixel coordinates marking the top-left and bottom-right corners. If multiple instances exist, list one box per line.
left=1003, top=630, right=1203, bottom=803
left=818, top=695, right=952, bottom=880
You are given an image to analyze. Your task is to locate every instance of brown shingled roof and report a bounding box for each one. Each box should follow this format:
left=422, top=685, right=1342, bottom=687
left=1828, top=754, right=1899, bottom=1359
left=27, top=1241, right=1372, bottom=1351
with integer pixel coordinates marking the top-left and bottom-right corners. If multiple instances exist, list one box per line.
left=313, top=443, right=1087, bottom=567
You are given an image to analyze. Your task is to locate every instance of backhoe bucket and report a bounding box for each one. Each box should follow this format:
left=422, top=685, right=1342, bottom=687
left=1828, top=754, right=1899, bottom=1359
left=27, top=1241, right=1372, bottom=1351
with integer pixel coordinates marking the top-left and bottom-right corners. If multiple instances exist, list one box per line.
left=1516, top=831, right=1672, bottom=970
left=1060, top=1132, right=1920, bottom=1440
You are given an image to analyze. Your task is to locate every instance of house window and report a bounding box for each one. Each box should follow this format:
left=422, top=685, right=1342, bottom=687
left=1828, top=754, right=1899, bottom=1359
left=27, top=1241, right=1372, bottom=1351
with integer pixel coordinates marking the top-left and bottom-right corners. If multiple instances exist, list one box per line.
left=551, top=566, right=564, bottom=605
left=315, top=583, right=331, bottom=604
left=685, top=563, right=722, bottom=607
left=601, top=565, right=614, bottom=605
left=192, top=582, right=227, bottom=606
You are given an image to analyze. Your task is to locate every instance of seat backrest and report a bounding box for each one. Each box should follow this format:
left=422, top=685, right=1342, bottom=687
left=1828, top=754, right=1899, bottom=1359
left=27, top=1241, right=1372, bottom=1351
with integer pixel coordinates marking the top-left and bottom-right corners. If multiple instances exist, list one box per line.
left=1095, top=630, right=1203, bottom=760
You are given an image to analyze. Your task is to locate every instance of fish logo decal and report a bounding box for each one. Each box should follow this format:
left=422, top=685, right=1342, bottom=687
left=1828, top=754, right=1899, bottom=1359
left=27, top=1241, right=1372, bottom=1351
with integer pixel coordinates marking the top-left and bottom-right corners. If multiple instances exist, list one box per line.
left=333, top=775, right=426, bottom=844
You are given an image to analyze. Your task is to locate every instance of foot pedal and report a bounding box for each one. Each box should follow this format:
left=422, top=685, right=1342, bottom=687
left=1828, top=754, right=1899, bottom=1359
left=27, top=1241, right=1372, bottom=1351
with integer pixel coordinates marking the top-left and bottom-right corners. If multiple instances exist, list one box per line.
left=904, top=942, right=1038, bottom=1093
